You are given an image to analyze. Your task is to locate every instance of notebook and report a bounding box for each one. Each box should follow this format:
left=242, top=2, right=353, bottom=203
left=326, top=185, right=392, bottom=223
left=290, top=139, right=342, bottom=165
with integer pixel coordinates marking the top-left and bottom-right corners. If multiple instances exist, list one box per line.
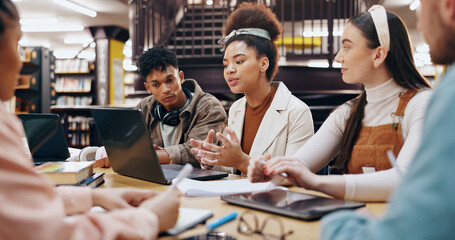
left=176, top=178, right=284, bottom=197
left=221, top=188, right=365, bottom=221
left=90, top=108, right=228, bottom=184
left=165, top=208, right=213, bottom=235
left=18, top=113, right=70, bottom=164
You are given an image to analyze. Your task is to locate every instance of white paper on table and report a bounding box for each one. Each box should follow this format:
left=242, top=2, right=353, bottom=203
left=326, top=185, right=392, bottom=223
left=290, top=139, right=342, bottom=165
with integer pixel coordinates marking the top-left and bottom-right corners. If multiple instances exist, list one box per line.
left=176, top=178, right=287, bottom=197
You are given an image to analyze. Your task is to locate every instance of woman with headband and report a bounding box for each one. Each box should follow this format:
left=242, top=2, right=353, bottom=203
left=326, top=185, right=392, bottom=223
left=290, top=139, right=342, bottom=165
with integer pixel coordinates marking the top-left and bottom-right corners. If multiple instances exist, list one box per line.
left=248, top=5, right=432, bottom=202
left=190, top=3, right=314, bottom=174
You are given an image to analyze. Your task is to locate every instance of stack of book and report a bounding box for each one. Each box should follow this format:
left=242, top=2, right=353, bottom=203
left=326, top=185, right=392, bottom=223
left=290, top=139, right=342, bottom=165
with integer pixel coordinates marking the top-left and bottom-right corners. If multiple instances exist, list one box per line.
left=35, top=161, right=104, bottom=188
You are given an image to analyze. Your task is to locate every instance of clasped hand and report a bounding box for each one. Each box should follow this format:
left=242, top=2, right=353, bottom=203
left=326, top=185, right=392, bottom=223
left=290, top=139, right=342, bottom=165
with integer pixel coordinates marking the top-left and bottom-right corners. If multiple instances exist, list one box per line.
left=248, top=156, right=319, bottom=190
left=91, top=188, right=181, bottom=232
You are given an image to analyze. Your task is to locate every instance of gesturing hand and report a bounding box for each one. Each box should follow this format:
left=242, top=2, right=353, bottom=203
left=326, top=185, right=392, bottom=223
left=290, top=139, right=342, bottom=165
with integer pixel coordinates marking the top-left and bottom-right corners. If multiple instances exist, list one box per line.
left=194, top=128, right=250, bottom=174
left=190, top=129, right=216, bottom=169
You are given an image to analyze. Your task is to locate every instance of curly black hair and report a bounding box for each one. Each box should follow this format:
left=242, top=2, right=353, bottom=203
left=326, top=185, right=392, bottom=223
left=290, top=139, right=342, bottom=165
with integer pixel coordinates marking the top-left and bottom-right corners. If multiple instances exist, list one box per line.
left=138, top=46, right=179, bottom=78
left=223, top=3, right=282, bottom=82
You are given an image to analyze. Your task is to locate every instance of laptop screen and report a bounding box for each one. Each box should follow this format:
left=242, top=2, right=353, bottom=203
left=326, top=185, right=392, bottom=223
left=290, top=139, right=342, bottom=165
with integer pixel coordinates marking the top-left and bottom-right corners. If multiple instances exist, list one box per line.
left=90, top=108, right=167, bottom=183
left=18, top=113, right=70, bottom=162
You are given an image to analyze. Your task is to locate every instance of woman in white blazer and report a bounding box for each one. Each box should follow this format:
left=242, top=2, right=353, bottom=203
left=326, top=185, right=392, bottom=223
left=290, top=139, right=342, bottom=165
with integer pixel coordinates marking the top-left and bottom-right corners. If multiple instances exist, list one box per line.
left=190, top=3, right=314, bottom=174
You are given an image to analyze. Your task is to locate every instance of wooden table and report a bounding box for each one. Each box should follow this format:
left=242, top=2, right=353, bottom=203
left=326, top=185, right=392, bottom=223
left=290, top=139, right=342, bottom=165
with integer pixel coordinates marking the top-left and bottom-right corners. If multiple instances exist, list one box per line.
left=96, top=168, right=387, bottom=240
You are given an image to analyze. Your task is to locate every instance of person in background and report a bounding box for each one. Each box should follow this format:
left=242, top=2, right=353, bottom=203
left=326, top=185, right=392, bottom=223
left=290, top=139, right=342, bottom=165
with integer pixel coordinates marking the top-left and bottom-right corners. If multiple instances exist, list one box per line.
left=0, top=0, right=179, bottom=239
left=190, top=3, right=314, bottom=175
left=136, top=46, right=227, bottom=167
left=248, top=5, right=432, bottom=202
left=321, top=0, right=455, bottom=238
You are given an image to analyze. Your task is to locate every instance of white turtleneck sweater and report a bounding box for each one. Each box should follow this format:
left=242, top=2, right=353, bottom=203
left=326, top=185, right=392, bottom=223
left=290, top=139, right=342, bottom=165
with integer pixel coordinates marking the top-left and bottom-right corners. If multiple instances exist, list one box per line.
left=293, top=79, right=432, bottom=202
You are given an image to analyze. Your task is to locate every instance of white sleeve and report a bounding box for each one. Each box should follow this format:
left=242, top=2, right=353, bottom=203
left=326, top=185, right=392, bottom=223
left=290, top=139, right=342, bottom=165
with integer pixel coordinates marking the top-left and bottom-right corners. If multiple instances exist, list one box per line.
left=344, top=90, right=432, bottom=202
left=284, top=99, right=314, bottom=156
left=293, top=104, right=349, bottom=172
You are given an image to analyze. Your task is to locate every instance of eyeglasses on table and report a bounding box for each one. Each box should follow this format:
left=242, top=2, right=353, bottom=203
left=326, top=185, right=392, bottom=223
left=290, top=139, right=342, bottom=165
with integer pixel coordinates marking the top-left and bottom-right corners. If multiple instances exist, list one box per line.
left=237, top=211, right=294, bottom=240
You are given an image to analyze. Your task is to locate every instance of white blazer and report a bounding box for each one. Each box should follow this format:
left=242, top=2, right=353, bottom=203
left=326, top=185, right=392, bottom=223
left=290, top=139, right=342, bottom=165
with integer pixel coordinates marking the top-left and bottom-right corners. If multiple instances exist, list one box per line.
left=229, top=81, right=314, bottom=158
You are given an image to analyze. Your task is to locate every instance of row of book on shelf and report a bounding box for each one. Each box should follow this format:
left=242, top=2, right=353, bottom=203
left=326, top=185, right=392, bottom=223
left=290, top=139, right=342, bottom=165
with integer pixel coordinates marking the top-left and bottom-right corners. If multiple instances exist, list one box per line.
left=35, top=161, right=104, bottom=188
left=67, top=115, right=91, bottom=131
left=55, top=59, right=90, bottom=73
left=68, top=132, right=91, bottom=147
left=55, top=77, right=92, bottom=92
left=56, top=96, right=92, bottom=106
left=3, top=96, right=35, bottom=113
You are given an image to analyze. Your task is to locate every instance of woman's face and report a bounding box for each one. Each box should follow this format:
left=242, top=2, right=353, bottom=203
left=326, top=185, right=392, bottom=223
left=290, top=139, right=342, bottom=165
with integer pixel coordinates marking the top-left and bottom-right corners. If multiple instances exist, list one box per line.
left=223, top=40, right=265, bottom=94
left=334, top=23, right=377, bottom=87
left=0, top=16, right=22, bottom=101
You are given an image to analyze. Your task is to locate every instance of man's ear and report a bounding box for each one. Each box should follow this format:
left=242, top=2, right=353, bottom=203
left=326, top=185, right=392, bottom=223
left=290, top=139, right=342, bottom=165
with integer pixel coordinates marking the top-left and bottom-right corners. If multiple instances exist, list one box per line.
left=373, top=46, right=388, bottom=68
left=144, top=82, right=152, bottom=94
left=178, top=71, right=184, bottom=83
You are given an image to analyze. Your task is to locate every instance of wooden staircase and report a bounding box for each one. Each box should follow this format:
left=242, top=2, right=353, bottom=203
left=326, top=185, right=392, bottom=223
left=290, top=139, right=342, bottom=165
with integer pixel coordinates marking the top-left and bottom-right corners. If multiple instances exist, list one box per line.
left=167, top=5, right=226, bottom=62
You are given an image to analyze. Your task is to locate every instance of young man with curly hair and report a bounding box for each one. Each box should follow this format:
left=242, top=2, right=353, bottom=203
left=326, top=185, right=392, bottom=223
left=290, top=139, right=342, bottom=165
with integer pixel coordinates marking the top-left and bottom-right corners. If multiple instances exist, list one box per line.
left=137, top=46, right=227, bottom=167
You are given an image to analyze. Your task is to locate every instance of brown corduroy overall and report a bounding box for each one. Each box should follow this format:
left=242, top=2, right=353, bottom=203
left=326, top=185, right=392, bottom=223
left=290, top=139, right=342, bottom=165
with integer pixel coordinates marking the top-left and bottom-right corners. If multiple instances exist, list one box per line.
left=347, top=89, right=417, bottom=174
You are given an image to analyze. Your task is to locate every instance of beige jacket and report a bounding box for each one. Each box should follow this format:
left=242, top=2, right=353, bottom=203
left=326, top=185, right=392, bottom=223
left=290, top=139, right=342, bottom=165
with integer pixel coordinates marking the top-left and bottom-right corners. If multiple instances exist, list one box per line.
left=216, top=82, right=314, bottom=173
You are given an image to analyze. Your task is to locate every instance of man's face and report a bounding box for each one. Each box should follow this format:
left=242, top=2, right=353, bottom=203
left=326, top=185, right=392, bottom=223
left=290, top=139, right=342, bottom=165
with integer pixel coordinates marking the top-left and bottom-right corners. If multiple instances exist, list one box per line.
left=418, top=0, right=455, bottom=64
left=144, top=66, right=186, bottom=111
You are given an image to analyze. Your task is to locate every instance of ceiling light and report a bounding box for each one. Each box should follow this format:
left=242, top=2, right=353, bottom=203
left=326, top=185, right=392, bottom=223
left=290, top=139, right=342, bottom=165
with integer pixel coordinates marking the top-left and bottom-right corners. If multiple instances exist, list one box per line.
left=123, top=63, right=137, bottom=72
left=125, top=39, right=132, bottom=47
left=20, top=18, right=58, bottom=26
left=123, top=48, right=132, bottom=58
left=22, top=24, right=84, bottom=32
left=416, top=44, right=429, bottom=53
left=77, top=50, right=96, bottom=60
left=54, top=50, right=78, bottom=59
left=64, top=37, right=93, bottom=45
left=410, top=0, right=420, bottom=11
left=308, top=60, right=330, bottom=68
left=53, top=0, right=97, bottom=17
left=19, top=37, right=51, bottom=48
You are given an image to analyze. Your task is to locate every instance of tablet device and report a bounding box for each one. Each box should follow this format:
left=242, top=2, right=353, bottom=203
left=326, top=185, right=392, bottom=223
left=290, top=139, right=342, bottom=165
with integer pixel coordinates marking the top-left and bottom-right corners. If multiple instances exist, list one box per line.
left=221, top=188, right=365, bottom=221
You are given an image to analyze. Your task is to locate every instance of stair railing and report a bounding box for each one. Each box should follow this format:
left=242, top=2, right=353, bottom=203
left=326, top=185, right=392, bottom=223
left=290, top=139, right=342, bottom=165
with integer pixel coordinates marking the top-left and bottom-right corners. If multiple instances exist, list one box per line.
left=130, top=0, right=364, bottom=67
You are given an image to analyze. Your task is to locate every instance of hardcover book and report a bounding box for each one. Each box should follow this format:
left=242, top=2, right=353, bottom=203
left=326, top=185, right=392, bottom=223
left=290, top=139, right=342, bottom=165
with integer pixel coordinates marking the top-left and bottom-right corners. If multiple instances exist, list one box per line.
left=59, top=172, right=105, bottom=188
left=35, top=161, right=93, bottom=185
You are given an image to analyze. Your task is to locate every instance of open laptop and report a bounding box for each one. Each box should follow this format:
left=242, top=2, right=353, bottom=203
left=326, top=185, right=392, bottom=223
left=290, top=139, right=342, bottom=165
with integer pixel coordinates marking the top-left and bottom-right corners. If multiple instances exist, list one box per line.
left=90, top=108, right=228, bottom=184
left=221, top=188, right=365, bottom=221
left=18, top=113, right=70, bottom=165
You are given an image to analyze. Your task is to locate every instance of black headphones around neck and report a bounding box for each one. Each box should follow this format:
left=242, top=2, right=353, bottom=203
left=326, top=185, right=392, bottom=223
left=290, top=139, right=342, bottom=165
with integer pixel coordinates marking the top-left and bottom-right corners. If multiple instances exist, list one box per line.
left=153, top=88, right=192, bottom=126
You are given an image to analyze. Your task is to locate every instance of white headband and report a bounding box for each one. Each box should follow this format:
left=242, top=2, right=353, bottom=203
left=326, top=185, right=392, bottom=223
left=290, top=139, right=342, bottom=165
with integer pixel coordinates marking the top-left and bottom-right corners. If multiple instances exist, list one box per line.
left=368, top=5, right=390, bottom=52
left=217, top=28, right=271, bottom=51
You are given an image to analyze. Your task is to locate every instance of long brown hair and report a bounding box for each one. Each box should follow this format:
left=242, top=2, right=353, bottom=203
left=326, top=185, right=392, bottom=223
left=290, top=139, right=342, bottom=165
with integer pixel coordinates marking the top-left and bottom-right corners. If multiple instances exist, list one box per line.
left=330, top=10, right=431, bottom=174
left=0, top=0, right=19, bottom=36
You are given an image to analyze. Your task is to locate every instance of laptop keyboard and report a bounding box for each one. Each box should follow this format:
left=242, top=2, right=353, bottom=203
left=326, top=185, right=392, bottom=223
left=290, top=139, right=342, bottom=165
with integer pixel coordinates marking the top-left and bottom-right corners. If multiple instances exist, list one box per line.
left=162, top=168, right=180, bottom=179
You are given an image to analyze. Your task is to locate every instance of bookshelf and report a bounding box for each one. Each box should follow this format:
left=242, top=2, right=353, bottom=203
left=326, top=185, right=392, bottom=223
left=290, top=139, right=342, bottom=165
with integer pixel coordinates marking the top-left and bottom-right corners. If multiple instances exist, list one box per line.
left=123, top=71, right=149, bottom=105
left=51, top=106, right=102, bottom=148
left=51, top=59, right=95, bottom=107
left=9, top=47, right=52, bottom=114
